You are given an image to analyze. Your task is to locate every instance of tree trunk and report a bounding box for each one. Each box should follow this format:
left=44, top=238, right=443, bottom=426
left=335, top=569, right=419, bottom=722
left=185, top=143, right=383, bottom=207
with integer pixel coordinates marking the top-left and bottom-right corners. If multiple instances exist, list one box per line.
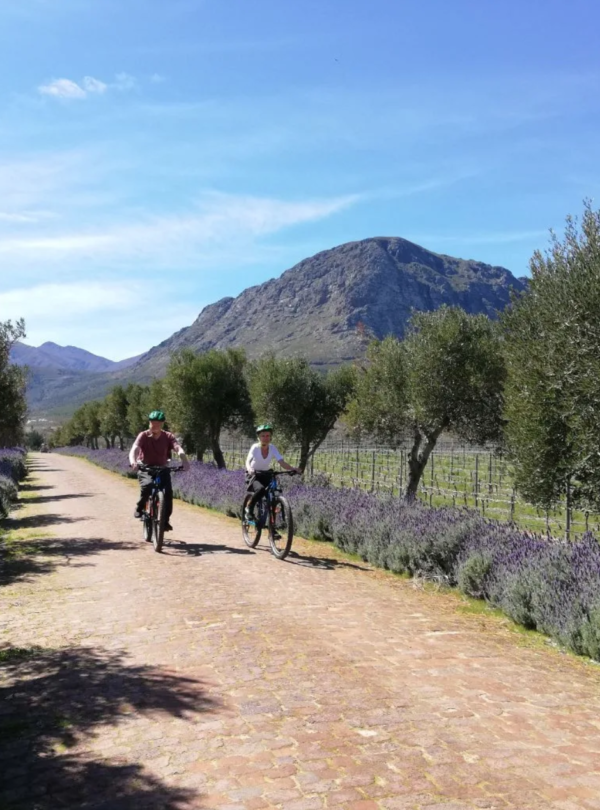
left=404, top=422, right=447, bottom=501
left=104, top=436, right=110, bottom=449
left=211, top=437, right=226, bottom=469
left=298, top=439, right=311, bottom=474
left=119, top=436, right=124, bottom=451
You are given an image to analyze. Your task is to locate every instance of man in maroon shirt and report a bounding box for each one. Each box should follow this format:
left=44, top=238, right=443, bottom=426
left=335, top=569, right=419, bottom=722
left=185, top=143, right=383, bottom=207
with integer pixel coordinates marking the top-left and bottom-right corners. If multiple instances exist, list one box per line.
left=129, top=410, right=189, bottom=531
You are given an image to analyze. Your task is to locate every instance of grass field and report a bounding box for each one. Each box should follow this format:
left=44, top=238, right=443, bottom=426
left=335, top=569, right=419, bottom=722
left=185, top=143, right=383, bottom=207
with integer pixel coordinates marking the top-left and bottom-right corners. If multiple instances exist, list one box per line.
left=221, top=440, right=598, bottom=539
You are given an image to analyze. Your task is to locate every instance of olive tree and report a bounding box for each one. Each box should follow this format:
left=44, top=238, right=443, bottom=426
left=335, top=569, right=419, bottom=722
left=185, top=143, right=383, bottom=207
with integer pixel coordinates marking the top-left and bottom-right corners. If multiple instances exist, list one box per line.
left=248, top=355, right=356, bottom=472
left=503, top=202, right=600, bottom=511
left=347, top=306, right=505, bottom=499
left=165, top=348, right=252, bottom=468
left=0, top=319, right=28, bottom=447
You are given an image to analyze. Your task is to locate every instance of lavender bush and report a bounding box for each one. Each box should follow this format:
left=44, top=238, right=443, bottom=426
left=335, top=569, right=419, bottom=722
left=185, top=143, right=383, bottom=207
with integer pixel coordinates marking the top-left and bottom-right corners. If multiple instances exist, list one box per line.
left=0, top=448, right=27, bottom=518
left=56, top=446, right=600, bottom=660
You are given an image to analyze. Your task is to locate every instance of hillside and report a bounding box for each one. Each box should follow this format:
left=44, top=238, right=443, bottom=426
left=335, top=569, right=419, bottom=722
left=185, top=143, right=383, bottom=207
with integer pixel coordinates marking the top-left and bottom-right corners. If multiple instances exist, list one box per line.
left=25, top=236, right=526, bottom=416
left=12, top=341, right=140, bottom=372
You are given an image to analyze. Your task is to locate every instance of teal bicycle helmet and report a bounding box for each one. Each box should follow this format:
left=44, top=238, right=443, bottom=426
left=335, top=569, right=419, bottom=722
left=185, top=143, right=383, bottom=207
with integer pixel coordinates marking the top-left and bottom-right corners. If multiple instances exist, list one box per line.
left=148, top=410, right=166, bottom=422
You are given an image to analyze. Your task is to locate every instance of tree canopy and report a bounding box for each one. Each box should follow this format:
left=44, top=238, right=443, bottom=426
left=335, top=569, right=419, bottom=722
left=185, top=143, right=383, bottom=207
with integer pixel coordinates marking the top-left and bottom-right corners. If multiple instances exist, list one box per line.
left=248, top=355, right=356, bottom=471
left=0, top=319, right=28, bottom=448
left=347, top=306, right=505, bottom=498
left=503, top=201, right=600, bottom=510
left=164, top=348, right=252, bottom=469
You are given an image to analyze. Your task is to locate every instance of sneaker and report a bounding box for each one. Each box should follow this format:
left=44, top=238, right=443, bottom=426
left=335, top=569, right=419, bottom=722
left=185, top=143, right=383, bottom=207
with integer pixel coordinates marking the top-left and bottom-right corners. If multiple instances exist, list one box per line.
left=165, top=523, right=173, bottom=532
left=134, top=509, right=142, bottom=519
left=244, top=508, right=255, bottom=523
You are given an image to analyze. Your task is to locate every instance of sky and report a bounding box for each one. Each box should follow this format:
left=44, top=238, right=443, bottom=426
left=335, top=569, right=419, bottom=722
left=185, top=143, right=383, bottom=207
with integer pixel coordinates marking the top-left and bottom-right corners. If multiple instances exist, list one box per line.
left=1, top=0, right=599, bottom=360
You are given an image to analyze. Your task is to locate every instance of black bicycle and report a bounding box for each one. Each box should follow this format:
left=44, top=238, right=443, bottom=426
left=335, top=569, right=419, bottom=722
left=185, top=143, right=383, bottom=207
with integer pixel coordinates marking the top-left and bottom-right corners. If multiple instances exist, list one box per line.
left=241, top=471, right=297, bottom=560
left=139, top=464, right=183, bottom=553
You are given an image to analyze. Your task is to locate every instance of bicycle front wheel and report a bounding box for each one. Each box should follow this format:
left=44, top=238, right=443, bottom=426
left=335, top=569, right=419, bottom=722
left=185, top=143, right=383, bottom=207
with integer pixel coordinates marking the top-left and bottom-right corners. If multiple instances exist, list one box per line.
left=153, top=491, right=166, bottom=553
left=241, top=494, right=261, bottom=548
left=142, top=512, right=152, bottom=542
left=269, top=495, right=293, bottom=560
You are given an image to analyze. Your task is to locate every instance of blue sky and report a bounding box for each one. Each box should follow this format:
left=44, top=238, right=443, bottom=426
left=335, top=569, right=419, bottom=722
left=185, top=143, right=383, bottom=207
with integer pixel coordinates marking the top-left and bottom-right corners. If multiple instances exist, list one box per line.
left=1, top=0, right=599, bottom=360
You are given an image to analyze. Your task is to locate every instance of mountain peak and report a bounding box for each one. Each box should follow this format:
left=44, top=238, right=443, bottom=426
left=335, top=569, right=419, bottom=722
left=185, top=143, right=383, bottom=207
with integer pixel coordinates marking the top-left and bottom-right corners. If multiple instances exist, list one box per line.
left=131, top=236, right=526, bottom=376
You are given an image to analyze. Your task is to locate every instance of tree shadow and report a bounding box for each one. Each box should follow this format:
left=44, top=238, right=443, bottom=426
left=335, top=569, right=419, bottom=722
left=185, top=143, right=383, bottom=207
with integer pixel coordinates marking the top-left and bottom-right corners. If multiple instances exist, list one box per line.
left=0, top=645, right=217, bottom=808
left=4, top=513, right=86, bottom=530
left=0, top=536, right=138, bottom=587
left=163, top=540, right=253, bottom=558
left=24, top=493, right=95, bottom=504
left=19, top=483, right=55, bottom=492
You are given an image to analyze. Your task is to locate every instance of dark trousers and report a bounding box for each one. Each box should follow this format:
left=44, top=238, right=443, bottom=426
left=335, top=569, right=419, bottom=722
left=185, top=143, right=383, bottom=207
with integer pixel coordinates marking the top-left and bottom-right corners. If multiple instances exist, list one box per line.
left=246, top=471, right=273, bottom=513
left=137, top=469, right=173, bottom=520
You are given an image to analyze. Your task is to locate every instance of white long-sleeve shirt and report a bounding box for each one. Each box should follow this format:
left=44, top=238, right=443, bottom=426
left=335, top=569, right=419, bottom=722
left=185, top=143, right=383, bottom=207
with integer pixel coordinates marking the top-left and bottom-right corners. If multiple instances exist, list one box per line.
left=245, top=443, right=283, bottom=473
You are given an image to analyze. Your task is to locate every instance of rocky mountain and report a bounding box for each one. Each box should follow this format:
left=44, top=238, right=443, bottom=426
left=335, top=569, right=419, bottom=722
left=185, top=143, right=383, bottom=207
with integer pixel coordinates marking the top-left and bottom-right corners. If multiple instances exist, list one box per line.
left=24, top=236, right=527, bottom=416
left=133, top=236, right=526, bottom=376
left=11, top=341, right=140, bottom=373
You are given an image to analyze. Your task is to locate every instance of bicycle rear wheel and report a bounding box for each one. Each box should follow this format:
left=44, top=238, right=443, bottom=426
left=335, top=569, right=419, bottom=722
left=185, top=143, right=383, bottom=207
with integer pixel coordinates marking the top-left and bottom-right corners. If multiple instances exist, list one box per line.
left=269, top=495, right=293, bottom=560
left=241, top=494, right=261, bottom=548
left=153, top=491, right=166, bottom=553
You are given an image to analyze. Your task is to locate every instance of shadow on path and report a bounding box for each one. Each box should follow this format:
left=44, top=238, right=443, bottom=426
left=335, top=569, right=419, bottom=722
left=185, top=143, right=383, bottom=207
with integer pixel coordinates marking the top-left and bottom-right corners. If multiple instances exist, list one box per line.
left=25, top=493, right=95, bottom=505
left=285, top=549, right=370, bottom=572
left=4, top=513, right=86, bottom=531
left=0, top=536, right=137, bottom=587
left=163, top=540, right=253, bottom=557
left=19, top=483, right=55, bottom=492
left=0, top=645, right=217, bottom=808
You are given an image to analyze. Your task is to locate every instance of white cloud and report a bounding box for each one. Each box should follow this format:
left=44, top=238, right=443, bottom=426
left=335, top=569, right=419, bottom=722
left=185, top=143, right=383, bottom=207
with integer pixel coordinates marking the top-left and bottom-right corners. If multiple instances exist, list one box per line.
left=83, top=76, right=108, bottom=94
left=114, top=72, right=137, bottom=91
left=0, top=281, right=139, bottom=320
left=0, top=191, right=360, bottom=267
left=150, top=73, right=166, bottom=84
left=38, top=73, right=135, bottom=101
left=38, top=78, right=87, bottom=100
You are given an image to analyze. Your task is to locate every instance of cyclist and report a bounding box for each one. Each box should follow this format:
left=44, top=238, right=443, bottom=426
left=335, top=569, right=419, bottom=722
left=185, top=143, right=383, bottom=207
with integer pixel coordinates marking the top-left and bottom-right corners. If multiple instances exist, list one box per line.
left=244, top=424, right=300, bottom=522
left=129, top=411, right=189, bottom=531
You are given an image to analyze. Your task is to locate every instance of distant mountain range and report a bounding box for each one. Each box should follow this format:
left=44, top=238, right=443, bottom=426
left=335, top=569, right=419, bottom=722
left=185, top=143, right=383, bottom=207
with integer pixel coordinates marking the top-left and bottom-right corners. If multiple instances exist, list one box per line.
left=22, top=236, right=527, bottom=417
left=11, top=341, right=141, bottom=373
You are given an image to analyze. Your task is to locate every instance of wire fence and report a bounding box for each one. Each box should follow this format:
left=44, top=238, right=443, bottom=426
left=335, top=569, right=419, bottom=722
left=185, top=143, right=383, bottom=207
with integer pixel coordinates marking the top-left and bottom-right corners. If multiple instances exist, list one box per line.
left=221, top=438, right=599, bottom=540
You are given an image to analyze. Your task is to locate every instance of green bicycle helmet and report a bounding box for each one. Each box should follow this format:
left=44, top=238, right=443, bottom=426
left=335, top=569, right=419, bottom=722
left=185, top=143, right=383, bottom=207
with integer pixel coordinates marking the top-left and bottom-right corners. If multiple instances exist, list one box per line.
left=255, top=423, right=273, bottom=434
left=148, top=410, right=166, bottom=422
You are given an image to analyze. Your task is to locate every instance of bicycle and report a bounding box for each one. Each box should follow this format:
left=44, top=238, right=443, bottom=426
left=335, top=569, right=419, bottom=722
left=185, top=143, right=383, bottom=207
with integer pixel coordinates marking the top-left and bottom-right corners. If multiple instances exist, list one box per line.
left=241, top=471, right=297, bottom=560
left=138, top=464, right=183, bottom=553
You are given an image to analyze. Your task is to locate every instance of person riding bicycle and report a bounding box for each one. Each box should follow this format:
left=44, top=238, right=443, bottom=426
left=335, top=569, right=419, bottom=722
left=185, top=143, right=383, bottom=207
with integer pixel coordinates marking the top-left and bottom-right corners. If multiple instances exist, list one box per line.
left=244, top=424, right=300, bottom=522
left=129, top=411, right=189, bottom=531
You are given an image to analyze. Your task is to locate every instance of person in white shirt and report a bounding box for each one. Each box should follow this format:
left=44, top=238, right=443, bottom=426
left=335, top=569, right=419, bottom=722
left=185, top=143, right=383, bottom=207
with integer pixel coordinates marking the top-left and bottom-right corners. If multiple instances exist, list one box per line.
left=244, top=424, right=300, bottom=522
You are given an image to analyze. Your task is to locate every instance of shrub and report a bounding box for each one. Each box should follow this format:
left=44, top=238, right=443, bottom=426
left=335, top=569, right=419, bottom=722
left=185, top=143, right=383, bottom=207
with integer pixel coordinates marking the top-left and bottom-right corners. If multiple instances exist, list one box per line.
left=0, top=474, right=18, bottom=519
left=55, top=445, right=600, bottom=661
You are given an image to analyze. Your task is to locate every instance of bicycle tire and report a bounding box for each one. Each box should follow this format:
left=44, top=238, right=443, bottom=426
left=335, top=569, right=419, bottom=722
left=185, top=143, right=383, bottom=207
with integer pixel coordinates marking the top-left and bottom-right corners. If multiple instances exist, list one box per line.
left=269, top=495, right=293, bottom=560
left=153, top=491, right=166, bottom=553
left=142, top=512, right=152, bottom=542
left=241, top=494, right=261, bottom=548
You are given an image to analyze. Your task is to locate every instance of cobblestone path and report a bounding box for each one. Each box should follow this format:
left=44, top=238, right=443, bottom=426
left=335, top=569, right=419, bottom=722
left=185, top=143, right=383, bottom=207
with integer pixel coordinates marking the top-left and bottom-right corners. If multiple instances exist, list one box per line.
left=1, top=453, right=600, bottom=810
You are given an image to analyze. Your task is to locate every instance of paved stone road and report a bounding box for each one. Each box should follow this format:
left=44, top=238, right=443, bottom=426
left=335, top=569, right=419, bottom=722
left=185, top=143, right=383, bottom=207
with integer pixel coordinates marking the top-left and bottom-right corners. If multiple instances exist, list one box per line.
left=2, top=454, right=600, bottom=810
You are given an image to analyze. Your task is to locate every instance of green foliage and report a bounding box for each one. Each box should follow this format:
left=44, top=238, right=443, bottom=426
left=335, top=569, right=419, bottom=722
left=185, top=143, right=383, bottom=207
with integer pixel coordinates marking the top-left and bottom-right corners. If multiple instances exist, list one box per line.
left=457, top=552, right=492, bottom=598
left=100, top=385, right=129, bottom=449
left=406, top=307, right=505, bottom=447
left=503, top=202, right=600, bottom=511
left=25, top=430, right=45, bottom=451
left=0, top=475, right=18, bottom=519
left=346, top=307, right=505, bottom=497
left=165, top=348, right=252, bottom=468
left=0, top=319, right=28, bottom=447
left=345, top=336, right=407, bottom=446
left=248, top=355, right=356, bottom=471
